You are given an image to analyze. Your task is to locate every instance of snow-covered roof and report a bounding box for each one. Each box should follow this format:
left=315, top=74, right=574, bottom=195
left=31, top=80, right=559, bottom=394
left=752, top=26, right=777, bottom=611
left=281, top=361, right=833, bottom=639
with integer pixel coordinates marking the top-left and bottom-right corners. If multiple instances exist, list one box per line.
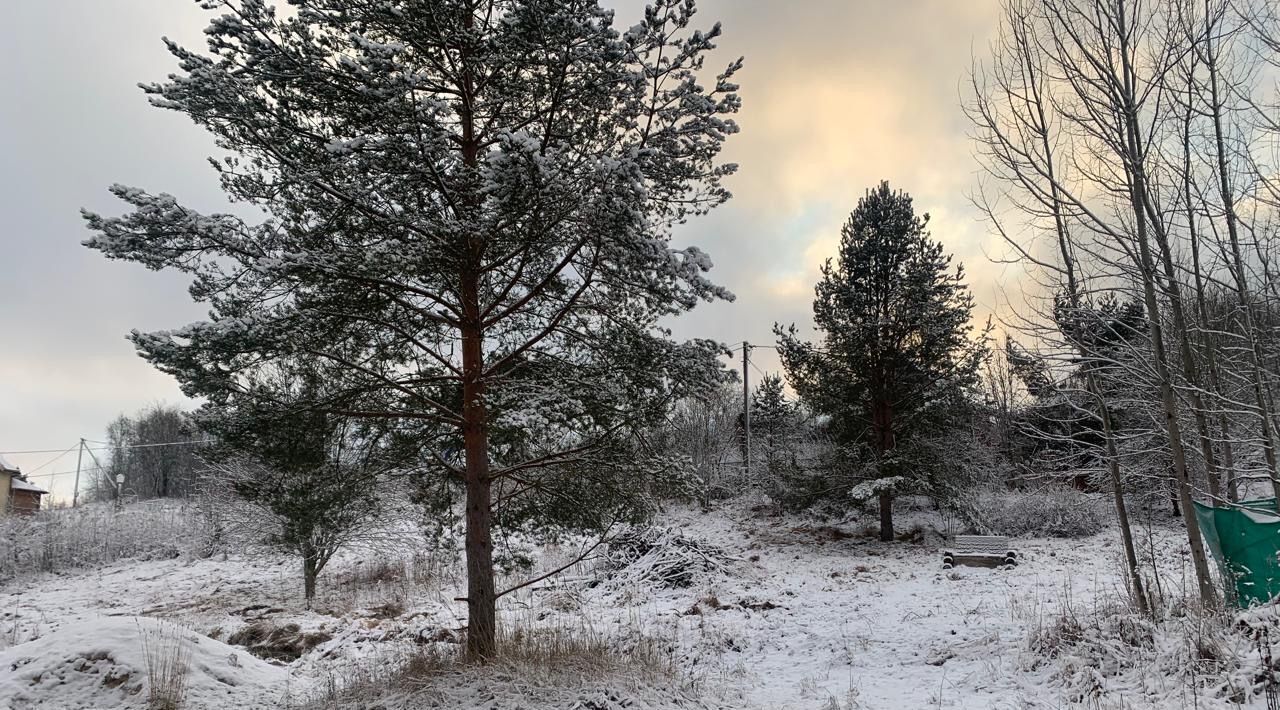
left=0, top=453, right=17, bottom=474
left=10, top=477, right=46, bottom=495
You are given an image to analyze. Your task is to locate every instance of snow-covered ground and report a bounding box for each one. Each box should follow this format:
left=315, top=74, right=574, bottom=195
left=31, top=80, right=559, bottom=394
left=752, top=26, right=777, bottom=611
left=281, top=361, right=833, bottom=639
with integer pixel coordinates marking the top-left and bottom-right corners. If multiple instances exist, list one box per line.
left=0, top=498, right=1266, bottom=709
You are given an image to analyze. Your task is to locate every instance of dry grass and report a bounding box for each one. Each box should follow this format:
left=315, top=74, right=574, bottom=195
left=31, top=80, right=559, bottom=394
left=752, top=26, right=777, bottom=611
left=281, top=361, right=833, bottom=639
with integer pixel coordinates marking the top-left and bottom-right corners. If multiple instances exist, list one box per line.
left=309, top=610, right=682, bottom=708
left=316, top=551, right=451, bottom=615
left=0, top=502, right=207, bottom=580
left=493, top=611, right=677, bottom=678
left=1011, top=579, right=1264, bottom=706
left=138, top=620, right=192, bottom=710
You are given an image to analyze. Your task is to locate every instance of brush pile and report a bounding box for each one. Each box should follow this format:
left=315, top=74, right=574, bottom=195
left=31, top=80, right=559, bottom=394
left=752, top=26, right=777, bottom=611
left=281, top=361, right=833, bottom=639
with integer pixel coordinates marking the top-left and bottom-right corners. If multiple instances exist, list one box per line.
left=602, top=527, right=734, bottom=589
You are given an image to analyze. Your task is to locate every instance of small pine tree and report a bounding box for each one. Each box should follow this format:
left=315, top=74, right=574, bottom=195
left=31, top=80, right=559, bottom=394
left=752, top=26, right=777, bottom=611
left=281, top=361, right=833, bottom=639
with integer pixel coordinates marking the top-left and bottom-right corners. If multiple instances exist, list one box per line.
left=200, top=364, right=386, bottom=605
left=751, top=373, right=797, bottom=473
left=776, top=182, right=988, bottom=541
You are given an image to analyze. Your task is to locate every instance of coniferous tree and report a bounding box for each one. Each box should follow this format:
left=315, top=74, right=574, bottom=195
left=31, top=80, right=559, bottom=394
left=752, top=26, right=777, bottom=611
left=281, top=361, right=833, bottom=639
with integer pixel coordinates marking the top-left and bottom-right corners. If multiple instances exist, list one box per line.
left=201, top=363, right=387, bottom=606
left=751, top=373, right=797, bottom=473
left=776, top=182, right=987, bottom=541
left=82, top=0, right=741, bottom=658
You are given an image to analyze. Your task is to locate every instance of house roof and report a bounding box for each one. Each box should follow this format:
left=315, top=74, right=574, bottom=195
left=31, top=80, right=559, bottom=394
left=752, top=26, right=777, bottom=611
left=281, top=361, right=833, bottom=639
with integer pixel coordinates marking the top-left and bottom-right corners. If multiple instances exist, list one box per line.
left=0, top=453, right=17, bottom=474
left=10, top=477, right=47, bottom=495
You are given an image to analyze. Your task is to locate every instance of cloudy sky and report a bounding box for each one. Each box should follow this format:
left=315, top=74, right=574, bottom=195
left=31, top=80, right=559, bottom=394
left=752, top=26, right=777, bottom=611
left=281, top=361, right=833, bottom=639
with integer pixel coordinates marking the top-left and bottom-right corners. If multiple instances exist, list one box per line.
left=0, top=0, right=1008, bottom=499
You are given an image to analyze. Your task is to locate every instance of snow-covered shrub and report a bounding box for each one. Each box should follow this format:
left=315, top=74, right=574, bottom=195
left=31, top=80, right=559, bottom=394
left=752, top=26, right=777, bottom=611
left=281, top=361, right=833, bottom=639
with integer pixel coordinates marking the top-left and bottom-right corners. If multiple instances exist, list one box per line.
left=763, top=421, right=1002, bottom=529
left=1021, top=593, right=1264, bottom=706
left=762, top=437, right=861, bottom=517
left=0, top=500, right=209, bottom=580
left=655, top=383, right=749, bottom=500
left=965, top=487, right=1108, bottom=538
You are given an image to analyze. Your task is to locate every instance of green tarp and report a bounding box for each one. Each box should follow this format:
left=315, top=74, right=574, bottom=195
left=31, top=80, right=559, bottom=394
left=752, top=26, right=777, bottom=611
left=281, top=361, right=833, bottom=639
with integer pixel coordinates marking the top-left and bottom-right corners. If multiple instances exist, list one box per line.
left=1193, top=498, right=1280, bottom=607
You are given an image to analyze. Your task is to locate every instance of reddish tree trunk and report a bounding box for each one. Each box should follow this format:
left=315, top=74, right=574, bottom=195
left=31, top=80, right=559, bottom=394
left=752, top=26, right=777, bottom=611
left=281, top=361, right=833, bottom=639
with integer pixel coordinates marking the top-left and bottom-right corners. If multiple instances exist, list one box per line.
left=461, top=274, right=496, bottom=660
left=457, top=17, right=497, bottom=658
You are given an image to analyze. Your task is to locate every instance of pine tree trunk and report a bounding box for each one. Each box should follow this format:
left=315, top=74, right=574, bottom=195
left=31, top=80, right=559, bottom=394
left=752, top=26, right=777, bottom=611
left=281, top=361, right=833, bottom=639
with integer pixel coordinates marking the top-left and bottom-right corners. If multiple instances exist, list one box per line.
left=461, top=288, right=497, bottom=660
left=878, top=493, right=894, bottom=542
left=301, top=542, right=318, bottom=608
left=463, top=440, right=496, bottom=660
left=872, top=399, right=895, bottom=542
left=457, top=11, right=497, bottom=660
left=303, top=560, right=317, bottom=606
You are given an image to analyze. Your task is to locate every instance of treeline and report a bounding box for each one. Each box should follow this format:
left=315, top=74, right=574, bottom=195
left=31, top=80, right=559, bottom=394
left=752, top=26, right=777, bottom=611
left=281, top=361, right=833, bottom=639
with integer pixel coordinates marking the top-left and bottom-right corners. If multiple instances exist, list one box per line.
left=87, top=404, right=206, bottom=502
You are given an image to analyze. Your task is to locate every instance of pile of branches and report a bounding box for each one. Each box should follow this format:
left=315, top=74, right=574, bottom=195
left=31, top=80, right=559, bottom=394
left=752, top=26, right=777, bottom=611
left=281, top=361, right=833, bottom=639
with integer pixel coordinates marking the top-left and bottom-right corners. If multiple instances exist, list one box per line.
left=602, top=527, right=734, bottom=589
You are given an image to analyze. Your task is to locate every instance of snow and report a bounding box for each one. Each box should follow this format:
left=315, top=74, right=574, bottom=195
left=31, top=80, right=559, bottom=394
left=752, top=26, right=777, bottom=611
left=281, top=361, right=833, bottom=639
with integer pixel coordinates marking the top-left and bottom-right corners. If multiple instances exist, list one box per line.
left=9, top=477, right=46, bottom=493
left=0, top=616, right=289, bottom=710
left=0, top=499, right=1264, bottom=709
left=849, top=475, right=906, bottom=501
left=0, top=453, right=16, bottom=473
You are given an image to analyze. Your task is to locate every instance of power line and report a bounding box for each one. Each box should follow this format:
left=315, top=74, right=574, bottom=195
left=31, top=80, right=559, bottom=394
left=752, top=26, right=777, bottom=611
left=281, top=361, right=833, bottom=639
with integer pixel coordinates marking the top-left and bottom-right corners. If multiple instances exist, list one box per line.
left=0, top=446, right=85, bottom=456
left=1, top=439, right=212, bottom=456
left=23, top=444, right=81, bottom=475
left=26, top=466, right=102, bottom=480
left=82, top=439, right=213, bottom=450
left=729, top=343, right=780, bottom=353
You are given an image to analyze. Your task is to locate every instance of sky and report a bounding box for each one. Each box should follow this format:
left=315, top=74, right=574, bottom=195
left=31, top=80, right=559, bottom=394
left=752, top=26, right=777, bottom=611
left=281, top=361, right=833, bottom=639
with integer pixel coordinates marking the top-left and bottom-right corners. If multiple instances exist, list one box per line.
left=0, top=0, right=1008, bottom=500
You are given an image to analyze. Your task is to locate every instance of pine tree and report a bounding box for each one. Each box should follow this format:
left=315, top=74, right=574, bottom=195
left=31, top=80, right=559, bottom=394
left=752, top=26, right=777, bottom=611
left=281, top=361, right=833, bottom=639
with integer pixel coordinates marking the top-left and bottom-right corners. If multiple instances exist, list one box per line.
left=751, top=373, right=796, bottom=472
left=776, top=182, right=987, bottom=541
left=82, top=0, right=741, bottom=658
left=201, top=362, right=386, bottom=606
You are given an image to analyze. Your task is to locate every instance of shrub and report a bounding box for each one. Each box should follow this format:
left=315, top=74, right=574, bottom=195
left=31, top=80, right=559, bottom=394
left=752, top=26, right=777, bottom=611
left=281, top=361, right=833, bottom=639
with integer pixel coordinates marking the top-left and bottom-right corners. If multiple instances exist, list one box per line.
left=0, top=500, right=210, bottom=581
left=1019, top=590, right=1265, bottom=706
left=965, top=487, right=1108, bottom=538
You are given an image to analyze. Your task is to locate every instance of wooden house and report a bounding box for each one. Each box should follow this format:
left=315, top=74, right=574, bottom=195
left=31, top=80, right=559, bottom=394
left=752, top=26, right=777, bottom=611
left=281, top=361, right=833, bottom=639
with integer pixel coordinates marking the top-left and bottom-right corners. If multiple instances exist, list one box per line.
left=0, top=453, right=46, bottom=516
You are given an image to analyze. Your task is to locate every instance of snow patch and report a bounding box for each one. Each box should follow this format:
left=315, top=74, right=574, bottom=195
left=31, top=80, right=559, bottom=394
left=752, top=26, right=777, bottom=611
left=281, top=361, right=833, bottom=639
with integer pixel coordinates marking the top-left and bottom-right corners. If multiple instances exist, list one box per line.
left=0, top=616, right=292, bottom=709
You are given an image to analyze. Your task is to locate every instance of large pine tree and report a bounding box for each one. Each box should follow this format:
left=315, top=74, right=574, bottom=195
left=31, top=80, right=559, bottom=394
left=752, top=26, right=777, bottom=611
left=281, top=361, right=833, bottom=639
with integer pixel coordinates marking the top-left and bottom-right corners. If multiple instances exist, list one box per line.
left=776, top=182, right=986, bottom=541
left=83, top=0, right=741, bottom=658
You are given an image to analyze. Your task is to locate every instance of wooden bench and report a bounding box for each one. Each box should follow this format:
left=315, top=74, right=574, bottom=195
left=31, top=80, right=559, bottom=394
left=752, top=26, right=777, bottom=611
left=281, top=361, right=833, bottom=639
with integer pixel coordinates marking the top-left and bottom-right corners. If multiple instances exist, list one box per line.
left=942, top=535, right=1017, bottom=570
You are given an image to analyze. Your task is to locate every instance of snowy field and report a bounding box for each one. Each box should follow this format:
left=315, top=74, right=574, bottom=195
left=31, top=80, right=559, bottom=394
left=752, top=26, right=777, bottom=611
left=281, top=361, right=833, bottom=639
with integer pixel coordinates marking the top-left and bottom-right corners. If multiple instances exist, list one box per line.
left=0, top=498, right=1269, bottom=709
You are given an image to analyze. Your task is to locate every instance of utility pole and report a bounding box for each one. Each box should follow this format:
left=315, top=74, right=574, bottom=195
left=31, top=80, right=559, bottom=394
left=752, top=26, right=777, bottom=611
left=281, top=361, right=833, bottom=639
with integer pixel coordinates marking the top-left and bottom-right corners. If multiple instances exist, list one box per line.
left=82, top=445, right=117, bottom=512
left=72, top=438, right=84, bottom=508
left=743, top=341, right=751, bottom=481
